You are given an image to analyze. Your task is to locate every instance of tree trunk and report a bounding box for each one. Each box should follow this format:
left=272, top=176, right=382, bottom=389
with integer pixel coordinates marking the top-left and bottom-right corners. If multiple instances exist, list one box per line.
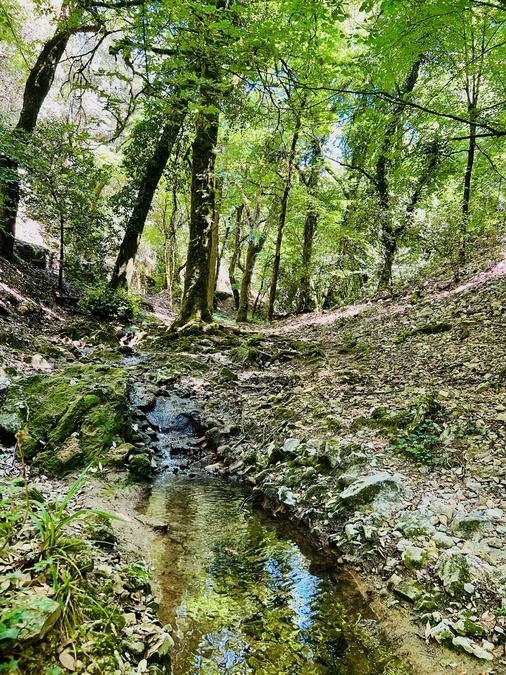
left=0, top=1, right=88, bottom=260
left=459, top=104, right=477, bottom=268
left=298, top=139, right=322, bottom=313
left=376, top=57, right=423, bottom=290
left=228, top=205, right=243, bottom=310
left=175, top=102, right=219, bottom=325
left=109, top=111, right=185, bottom=290
left=207, top=177, right=222, bottom=308
left=237, top=235, right=266, bottom=322
left=58, top=214, right=65, bottom=293
left=267, top=120, right=301, bottom=322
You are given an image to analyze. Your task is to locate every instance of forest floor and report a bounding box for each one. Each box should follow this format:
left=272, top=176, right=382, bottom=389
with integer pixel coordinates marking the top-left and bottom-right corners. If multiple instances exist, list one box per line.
left=0, top=247, right=505, bottom=673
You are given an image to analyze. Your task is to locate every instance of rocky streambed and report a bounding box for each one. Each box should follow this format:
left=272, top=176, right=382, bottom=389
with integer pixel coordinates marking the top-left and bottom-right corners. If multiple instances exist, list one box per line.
left=1, top=309, right=505, bottom=674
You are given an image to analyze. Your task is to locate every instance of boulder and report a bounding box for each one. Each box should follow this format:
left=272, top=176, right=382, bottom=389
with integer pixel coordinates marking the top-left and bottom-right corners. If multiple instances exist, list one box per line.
left=339, top=472, right=407, bottom=510
left=14, top=239, right=49, bottom=269
left=0, top=364, right=132, bottom=473
left=129, top=453, right=153, bottom=478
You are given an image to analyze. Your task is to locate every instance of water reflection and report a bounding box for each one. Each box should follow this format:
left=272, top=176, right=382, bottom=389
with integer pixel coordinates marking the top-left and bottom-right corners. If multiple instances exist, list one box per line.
left=146, top=473, right=406, bottom=675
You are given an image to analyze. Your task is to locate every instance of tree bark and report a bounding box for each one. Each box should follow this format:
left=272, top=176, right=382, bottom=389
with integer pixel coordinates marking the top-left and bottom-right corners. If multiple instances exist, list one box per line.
left=175, top=102, right=219, bottom=325
left=459, top=104, right=477, bottom=268
left=0, top=1, right=92, bottom=260
left=376, top=57, right=423, bottom=290
left=297, top=139, right=322, bottom=313
left=109, top=111, right=185, bottom=290
left=207, top=177, right=222, bottom=308
left=228, top=205, right=243, bottom=310
left=267, top=119, right=301, bottom=322
left=58, top=214, right=65, bottom=293
left=237, top=232, right=267, bottom=322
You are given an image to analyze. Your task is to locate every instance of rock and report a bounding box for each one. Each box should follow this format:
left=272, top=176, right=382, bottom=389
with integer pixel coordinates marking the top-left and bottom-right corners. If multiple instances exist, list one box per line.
left=437, top=549, right=471, bottom=594
left=0, top=364, right=132, bottom=473
left=339, top=472, right=407, bottom=510
left=402, top=545, right=428, bottom=570
left=14, top=239, right=49, bottom=268
left=277, top=486, right=296, bottom=506
left=398, top=510, right=434, bottom=537
left=130, top=383, right=157, bottom=411
left=453, top=618, right=486, bottom=638
left=31, top=354, right=52, bottom=372
left=282, top=438, right=301, bottom=455
left=129, top=453, right=153, bottom=478
left=429, top=620, right=454, bottom=644
left=55, top=435, right=84, bottom=469
left=11, top=596, right=61, bottom=642
left=452, top=511, right=491, bottom=539
left=432, top=531, right=455, bottom=549
left=109, top=442, right=135, bottom=466
left=451, top=636, right=494, bottom=660
left=0, top=411, right=23, bottom=443
left=392, top=580, right=423, bottom=603
left=217, top=367, right=238, bottom=383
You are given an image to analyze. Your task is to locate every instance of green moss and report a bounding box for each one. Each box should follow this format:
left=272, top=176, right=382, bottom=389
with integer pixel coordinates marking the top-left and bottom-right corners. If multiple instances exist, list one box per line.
left=394, top=321, right=452, bottom=344
left=1, top=365, right=131, bottom=473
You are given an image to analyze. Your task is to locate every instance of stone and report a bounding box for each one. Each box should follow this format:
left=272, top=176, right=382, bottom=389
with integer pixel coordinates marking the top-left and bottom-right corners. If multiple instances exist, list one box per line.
left=397, top=510, right=434, bottom=537
left=392, top=580, right=423, bottom=603
left=429, top=620, right=454, bottom=644
left=130, top=383, right=157, bottom=411
left=129, top=453, right=153, bottom=478
left=432, top=531, right=455, bottom=549
left=339, top=472, right=407, bottom=510
left=12, top=596, right=61, bottom=642
left=55, top=435, right=84, bottom=468
left=437, top=549, right=471, bottom=595
left=277, top=486, right=296, bottom=506
left=452, top=511, right=491, bottom=539
left=453, top=618, right=486, bottom=638
left=109, top=442, right=134, bottom=466
left=31, top=354, right=52, bottom=372
left=451, top=636, right=494, bottom=660
left=402, top=545, right=428, bottom=570
left=282, top=438, right=301, bottom=455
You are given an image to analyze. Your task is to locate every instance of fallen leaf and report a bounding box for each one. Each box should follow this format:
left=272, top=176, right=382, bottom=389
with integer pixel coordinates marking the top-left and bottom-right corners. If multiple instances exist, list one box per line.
left=59, top=651, right=75, bottom=671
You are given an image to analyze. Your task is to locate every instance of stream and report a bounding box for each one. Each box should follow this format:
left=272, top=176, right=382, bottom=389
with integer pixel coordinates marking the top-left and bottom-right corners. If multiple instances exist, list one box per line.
left=143, top=473, right=406, bottom=674
left=132, top=384, right=407, bottom=674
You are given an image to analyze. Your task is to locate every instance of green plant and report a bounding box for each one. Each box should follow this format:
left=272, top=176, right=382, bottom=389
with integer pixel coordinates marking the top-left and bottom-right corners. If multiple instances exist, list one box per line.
left=29, top=471, right=119, bottom=554
left=79, top=287, right=138, bottom=322
left=390, top=394, right=447, bottom=465
left=0, top=479, right=26, bottom=551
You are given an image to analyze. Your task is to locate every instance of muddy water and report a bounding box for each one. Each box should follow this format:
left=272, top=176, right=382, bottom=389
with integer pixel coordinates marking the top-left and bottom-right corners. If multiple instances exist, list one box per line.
left=144, top=470, right=408, bottom=675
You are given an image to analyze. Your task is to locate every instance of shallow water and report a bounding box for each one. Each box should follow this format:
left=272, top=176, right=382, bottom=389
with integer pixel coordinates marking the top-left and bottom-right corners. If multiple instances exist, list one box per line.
left=144, top=471, right=407, bottom=675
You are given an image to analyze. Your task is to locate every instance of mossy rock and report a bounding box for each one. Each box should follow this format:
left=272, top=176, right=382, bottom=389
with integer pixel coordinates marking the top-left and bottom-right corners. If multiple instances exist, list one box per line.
left=0, top=364, right=132, bottom=473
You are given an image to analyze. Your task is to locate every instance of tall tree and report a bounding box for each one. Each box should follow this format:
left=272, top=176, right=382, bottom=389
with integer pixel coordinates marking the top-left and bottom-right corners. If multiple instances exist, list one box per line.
left=267, top=114, right=301, bottom=321
left=0, top=0, right=103, bottom=259
left=109, top=103, right=186, bottom=289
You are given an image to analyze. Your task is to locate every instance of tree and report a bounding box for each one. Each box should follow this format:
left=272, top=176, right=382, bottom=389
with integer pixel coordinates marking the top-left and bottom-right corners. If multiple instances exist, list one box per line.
left=25, top=121, right=112, bottom=291
left=109, top=101, right=187, bottom=289
left=0, top=0, right=99, bottom=259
